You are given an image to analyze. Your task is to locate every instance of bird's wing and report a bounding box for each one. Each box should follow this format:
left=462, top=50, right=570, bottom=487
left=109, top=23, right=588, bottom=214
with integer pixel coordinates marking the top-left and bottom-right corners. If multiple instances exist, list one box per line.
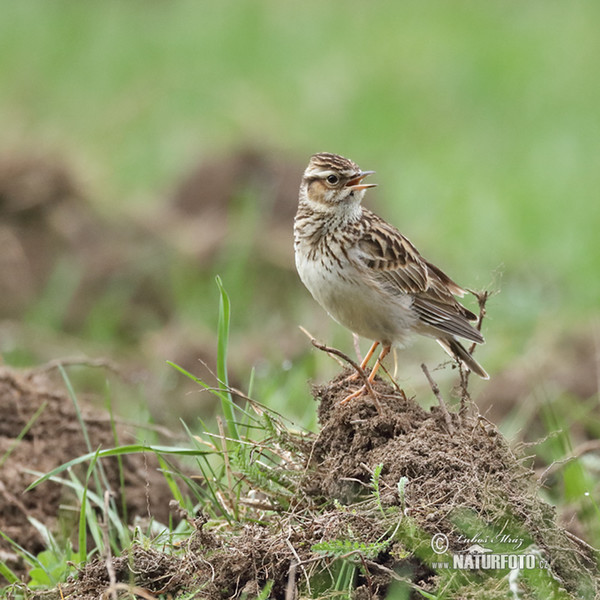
left=355, top=210, right=484, bottom=344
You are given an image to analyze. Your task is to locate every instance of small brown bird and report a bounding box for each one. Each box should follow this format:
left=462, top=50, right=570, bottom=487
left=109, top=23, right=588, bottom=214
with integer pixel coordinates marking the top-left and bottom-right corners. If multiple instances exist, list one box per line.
left=294, top=152, right=487, bottom=400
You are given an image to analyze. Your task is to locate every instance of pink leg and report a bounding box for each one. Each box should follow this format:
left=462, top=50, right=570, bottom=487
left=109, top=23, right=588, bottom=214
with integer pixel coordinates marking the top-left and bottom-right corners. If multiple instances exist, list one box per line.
left=340, top=345, right=391, bottom=404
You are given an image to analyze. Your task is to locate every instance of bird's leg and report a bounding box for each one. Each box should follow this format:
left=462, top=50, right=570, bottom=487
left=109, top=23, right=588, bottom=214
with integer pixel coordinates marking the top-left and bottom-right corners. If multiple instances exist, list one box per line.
left=340, top=344, right=391, bottom=404
left=367, top=344, right=391, bottom=382
left=344, top=341, right=380, bottom=384
left=361, top=341, right=380, bottom=371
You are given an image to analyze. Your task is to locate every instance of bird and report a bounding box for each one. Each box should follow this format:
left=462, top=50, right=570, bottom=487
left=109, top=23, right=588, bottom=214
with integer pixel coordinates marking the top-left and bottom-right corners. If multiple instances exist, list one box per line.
left=294, top=152, right=488, bottom=402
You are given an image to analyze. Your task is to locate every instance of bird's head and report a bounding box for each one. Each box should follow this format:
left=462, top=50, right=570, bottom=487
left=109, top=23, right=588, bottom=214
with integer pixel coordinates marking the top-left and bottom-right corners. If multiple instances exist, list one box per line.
left=299, top=152, right=376, bottom=214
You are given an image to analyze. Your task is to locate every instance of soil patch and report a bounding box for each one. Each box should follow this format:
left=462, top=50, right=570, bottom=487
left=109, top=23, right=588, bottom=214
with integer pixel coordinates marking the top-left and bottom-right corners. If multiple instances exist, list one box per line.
left=63, top=373, right=598, bottom=599
left=0, top=366, right=174, bottom=580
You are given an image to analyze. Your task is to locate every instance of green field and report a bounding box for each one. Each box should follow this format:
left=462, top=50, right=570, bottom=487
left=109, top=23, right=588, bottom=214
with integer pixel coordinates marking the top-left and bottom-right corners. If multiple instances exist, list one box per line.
left=1, top=1, right=599, bottom=597
left=2, top=1, right=599, bottom=304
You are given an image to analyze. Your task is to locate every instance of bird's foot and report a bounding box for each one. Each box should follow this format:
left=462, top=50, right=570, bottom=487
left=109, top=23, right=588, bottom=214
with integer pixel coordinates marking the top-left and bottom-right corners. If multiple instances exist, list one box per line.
left=339, top=384, right=367, bottom=404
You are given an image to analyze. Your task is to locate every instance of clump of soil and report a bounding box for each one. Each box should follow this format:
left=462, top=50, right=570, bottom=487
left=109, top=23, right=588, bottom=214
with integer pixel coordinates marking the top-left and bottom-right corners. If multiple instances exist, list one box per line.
left=65, top=372, right=598, bottom=600
left=311, top=373, right=598, bottom=596
left=0, top=366, right=175, bottom=579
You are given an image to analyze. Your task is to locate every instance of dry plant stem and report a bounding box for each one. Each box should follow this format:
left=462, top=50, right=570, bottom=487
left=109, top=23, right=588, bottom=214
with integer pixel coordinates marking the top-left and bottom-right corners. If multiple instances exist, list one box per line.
left=460, top=289, right=491, bottom=411
left=103, top=584, right=158, bottom=600
left=216, top=416, right=236, bottom=513
left=421, top=363, right=454, bottom=434
left=285, top=536, right=311, bottom=597
left=459, top=367, right=471, bottom=415
left=308, top=338, right=382, bottom=413
left=285, top=559, right=297, bottom=600
left=30, top=356, right=125, bottom=378
left=538, top=439, right=600, bottom=483
left=358, top=554, right=374, bottom=597
left=196, top=357, right=289, bottom=422
left=564, top=530, right=600, bottom=554
left=298, top=326, right=346, bottom=368
left=377, top=359, right=403, bottom=394
left=470, top=291, right=490, bottom=338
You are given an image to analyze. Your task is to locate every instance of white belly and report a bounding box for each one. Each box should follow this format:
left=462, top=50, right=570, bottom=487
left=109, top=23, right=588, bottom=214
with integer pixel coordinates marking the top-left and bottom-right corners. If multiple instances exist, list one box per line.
left=295, top=249, right=416, bottom=346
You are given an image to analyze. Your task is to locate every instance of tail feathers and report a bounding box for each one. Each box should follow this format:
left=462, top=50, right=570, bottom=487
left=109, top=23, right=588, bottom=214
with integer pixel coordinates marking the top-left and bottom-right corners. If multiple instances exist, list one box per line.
left=437, top=337, right=489, bottom=380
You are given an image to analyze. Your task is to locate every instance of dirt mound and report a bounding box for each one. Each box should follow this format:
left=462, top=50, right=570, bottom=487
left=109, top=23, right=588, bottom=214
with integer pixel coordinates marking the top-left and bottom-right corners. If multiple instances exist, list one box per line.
left=310, top=373, right=597, bottom=597
left=66, top=373, right=598, bottom=599
left=312, top=372, right=523, bottom=513
left=0, top=366, right=174, bottom=579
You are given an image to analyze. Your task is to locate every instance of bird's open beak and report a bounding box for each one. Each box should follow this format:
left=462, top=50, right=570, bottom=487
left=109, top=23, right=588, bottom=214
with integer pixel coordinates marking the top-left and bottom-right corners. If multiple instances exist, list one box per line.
left=345, top=170, right=377, bottom=190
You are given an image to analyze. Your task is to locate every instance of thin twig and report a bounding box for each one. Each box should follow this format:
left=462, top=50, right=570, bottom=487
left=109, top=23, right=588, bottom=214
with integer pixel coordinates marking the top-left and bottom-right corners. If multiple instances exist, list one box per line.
left=103, top=584, right=158, bottom=600
left=298, top=326, right=345, bottom=368
left=564, top=530, right=600, bottom=554
left=537, top=440, right=600, bottom=483
left=195, top=357, right=291, bottom=424
left=29, top=357, right=125, bottom=378
left=460, top=289, right=492, bottom=409
left=421, top=363, right=454, bottom=434
left=285, top=559, right=297, bottom=600
left=285, top=537, right=310, bottom=596
left=377, top=359, right=403, bottom=394
left=216, top=416, right=236, bottom=516
left=300, top=328, right=371, bottom=387
left=459, top=367, right=471, bottom=413
left=306, top=335, right=381, bottom=411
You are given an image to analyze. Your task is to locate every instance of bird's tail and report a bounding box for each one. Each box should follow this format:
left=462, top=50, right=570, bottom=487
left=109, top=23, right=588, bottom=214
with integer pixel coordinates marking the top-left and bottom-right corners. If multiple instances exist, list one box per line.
left=437, top=337, right=489, bottom=380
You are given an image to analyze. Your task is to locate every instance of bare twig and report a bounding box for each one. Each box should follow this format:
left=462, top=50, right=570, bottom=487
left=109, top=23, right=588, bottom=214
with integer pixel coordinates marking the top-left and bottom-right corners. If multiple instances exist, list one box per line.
left=298, top=326, right=345, bottom=368
left=466, top=289, right=492, bottom=342
left=458, top=367, right=471, bottom=413
left=285, top=559, right=297, bottom=600
left=29, top=357, right=125, bottom=378
left=299, top=329, right=369, bottom=386
left=103, top=584, right=158, bottom=600
left=194, top=357, right=291, bottom=424
left=537, top=440, right=600, bottom=483
left=460, top=289, right=492, bottom=410
left=564, top=530, right=600, bottom=554
left=304, top=333, right=382, bottom=412
left=421, top=363, right=454, bottom=434
left=285, top=537, right=310, bottom=596
left=216, top=416, right=236, bottom=516
left=377, top=356, right=403, bottom=394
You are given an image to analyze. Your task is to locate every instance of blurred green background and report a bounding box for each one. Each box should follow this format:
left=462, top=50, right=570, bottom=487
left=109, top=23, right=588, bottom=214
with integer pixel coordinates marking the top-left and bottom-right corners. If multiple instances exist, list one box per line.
left=1, top=0, right=599, bottom=429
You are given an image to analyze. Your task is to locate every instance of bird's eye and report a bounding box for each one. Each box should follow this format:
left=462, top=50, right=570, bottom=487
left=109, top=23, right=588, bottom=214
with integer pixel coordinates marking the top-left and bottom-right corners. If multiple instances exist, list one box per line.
left=326, top=174, right=339, bottom=185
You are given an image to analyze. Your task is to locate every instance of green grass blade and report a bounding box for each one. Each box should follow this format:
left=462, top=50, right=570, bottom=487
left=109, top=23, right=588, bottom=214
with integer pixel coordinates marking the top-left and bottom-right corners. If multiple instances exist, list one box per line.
left=167, top=360, right=229, bottom=404
left=0, top=558, right=19, bottom=584
left=157, top=454, right=185, bottom=506
left=26, top=444, right=210, bottom=491
left=0, top=529, right=48, bottom=581
left=216, top=275, right=240, bottom=441
left=58, top=366, right=110, bottom=499
left=77, top=448, right=102, bottom=564
left=105, top=382, right=128, bottom=525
